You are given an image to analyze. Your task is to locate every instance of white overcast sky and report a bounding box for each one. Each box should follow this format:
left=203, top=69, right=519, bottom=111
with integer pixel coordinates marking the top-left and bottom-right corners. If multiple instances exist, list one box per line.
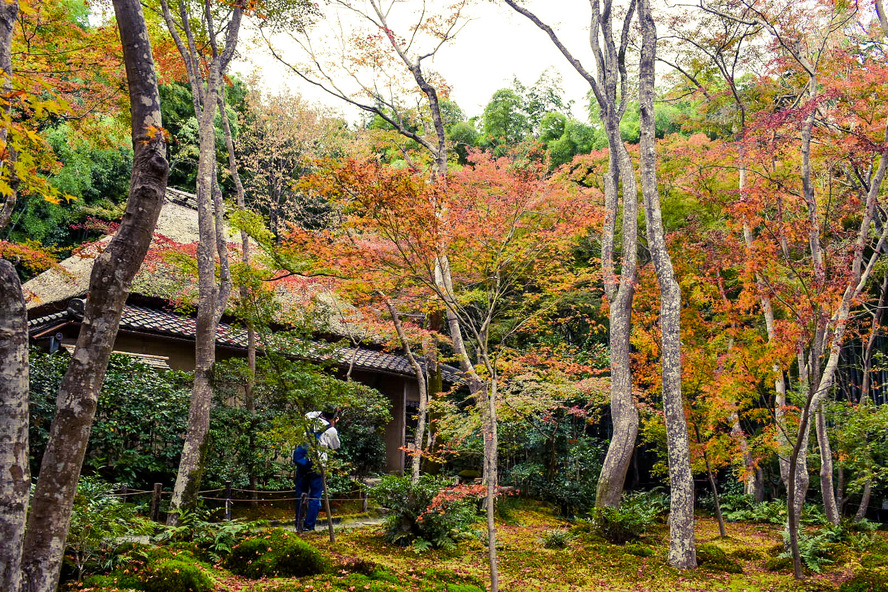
left=232, top=1, right=604, bottom=123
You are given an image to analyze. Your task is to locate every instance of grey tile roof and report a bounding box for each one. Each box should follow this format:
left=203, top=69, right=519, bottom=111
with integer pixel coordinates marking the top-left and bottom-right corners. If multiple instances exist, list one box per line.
left=29, top=303, right=460, bottom=383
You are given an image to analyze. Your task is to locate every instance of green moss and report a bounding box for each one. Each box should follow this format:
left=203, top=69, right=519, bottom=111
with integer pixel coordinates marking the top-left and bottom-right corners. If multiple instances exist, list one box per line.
left=839, top=569, right=888, bottom=592
left=696, top=543, right=743, bottom=574
left=142, top=559, right=215, bottom=592
left=225, top=528, right=329, bottom=579
left=764, top=556, right=794, bottom=572
left=729, top=547, right=764, bottom=560
left=860, top=553, right=888, bottom=568
left=624, top=543, right=655, bottom=557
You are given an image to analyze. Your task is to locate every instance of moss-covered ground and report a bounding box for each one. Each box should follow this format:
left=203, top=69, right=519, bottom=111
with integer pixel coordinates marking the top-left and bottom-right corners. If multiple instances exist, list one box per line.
left=75, top=504, right=888, bottom=592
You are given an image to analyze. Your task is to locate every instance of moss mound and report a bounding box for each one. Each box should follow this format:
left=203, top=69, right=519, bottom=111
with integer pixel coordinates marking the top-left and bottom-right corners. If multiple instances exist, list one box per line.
left=142, top=558, right=216, bottom=592
left=696, top=543, right=743, bottom=574
left=623, top=543, right=655, bottom=557
left=729, top=547, right=764, bottom=560
left=765, top=556, right=794, bottom=572
left=839, top=569, right=888, bottom=592
left=225, top=528, right=330, bottom=579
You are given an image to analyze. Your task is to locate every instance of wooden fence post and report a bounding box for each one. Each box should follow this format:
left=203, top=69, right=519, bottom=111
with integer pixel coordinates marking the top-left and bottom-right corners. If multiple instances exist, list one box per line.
left=150, top=483, right=162, bottom=522
left=224, top=480, right=233, bottom=521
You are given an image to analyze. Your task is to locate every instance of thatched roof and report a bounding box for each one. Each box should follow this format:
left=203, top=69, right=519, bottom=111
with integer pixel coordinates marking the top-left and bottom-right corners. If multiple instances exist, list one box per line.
left=23, top=188, right=373, bottom=342
left=23, top=189, right=208, bottom=311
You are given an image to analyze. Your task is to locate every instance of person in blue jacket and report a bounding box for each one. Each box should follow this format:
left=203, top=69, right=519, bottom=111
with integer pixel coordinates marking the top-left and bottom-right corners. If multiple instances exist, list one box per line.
left=293, top=410, right=340, bottom=531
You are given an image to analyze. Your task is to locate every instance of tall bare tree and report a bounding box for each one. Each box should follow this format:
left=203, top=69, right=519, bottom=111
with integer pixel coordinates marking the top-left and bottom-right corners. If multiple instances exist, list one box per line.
left=16, top=1, right=169, bottom=589
left=637, top=0, right=696, bottom=568
left=502, top=0, right=640, bottom=509
left=157, top=0, right=241, bottom=519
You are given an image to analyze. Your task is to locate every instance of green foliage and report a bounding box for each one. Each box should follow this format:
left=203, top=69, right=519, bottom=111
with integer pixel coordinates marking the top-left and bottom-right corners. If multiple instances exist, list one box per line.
left=540, top=528, right=575, bottom=549
left=779, top=529, right=839, bottom=574
left=153, top=506, right=254, bottom=563
left=224, top=528, right=330, bottom=578
left=499, top=386, right=608, bottom=517
left=696, top=543, right=743, bottom=574
left=587, top=490, right=668, bottom=544
left=29, top=350, right=192, bottom=487
left=369, top=475, right=478, bottom=550
left=65, top=477, right=155, bottom=581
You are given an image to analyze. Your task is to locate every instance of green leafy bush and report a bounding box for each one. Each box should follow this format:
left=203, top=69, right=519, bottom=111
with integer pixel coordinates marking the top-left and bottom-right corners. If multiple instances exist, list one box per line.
left=142, top=559, right=215, bottom=592
left=540, top=528, right=575, bottom=549
left=154, top=507, right=253, bottom=562
left=370, top=475, right=479, bottom=550
left=696, top=543, right=743, bottom=574
left=587, top=491, right=666, bottom=544
left=225, top=528, right=329, bottom=578
left=65, top=477, right=155, bottom=581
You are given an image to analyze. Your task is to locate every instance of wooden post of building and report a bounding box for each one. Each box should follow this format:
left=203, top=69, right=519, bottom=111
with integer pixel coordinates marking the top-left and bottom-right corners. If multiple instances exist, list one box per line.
left=224, top=480, right=233, bottom=521
left=150, top=483, right=162, bottom=522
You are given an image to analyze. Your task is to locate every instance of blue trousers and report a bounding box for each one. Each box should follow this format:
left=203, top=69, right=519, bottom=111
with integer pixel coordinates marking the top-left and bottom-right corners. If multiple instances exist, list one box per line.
left=294, top=469, right=324, bottom=530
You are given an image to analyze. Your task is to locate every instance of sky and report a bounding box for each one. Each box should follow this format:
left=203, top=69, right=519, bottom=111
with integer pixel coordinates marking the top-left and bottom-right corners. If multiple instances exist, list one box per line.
left=232, top=1, right=603, bottom=123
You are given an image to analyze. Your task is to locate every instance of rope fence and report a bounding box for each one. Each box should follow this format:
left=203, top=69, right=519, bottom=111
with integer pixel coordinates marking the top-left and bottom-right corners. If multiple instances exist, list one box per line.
left=120, top=482, right=371, bottom=523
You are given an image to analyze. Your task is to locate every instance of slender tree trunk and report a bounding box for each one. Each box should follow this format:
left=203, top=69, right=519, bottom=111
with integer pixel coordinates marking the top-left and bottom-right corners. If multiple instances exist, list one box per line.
left=0, top=0, right=17, bottom=232
left=20, top=2, right=168, bottom=586
left=163, top=0, right=241, bottom=519
left=854, top=479, right=872, bottom=521
left=504, top=0, right=641, bottom=510
left=168, top=81, right=223, bottom=520
left=0, top=261, right=28, bottom=592
left=218, top=85, right=258, bottom=501
left=596, top=140, right=639, bottom=508
left=815, top=403, right=840, bottom=524
left=384, top=299, right=429, bottom=484
left=694, top=424, right=726, bottom=537
left=638, top=0, right=696, bottom=568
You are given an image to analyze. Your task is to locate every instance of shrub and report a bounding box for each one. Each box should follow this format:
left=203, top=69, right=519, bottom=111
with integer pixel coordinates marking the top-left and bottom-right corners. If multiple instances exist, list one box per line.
left=225, top=528, right=329, bottom=578
left=696, top=544, right=743, bottom=574
left=142, top=559, right=215, bottom=592
left=587, top=491, right=664, bottom=544
left=839, top=569, right=888, bottom=592
left=540, top=528, right=575, bottom=549
left=370, top=475, right=478, bottom=549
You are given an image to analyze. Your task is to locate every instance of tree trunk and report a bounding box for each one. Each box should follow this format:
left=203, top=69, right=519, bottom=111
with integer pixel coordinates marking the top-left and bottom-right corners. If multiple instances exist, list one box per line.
left=815, top=403, right=840, bottom=524
left=20, top=1, right=168, bottom=586
left=638, top=0, right=696, bottom=568
left=0, top=261, right=28, bottom=592
left=854, top=479, right=872, bottom=521
left=168, top=81, right=223, bottom=520
left=0, top=3, right=28, bottom=591
left=0, top=0, right=17, bottom=231
left=163, top=0, right=241, bottom=519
